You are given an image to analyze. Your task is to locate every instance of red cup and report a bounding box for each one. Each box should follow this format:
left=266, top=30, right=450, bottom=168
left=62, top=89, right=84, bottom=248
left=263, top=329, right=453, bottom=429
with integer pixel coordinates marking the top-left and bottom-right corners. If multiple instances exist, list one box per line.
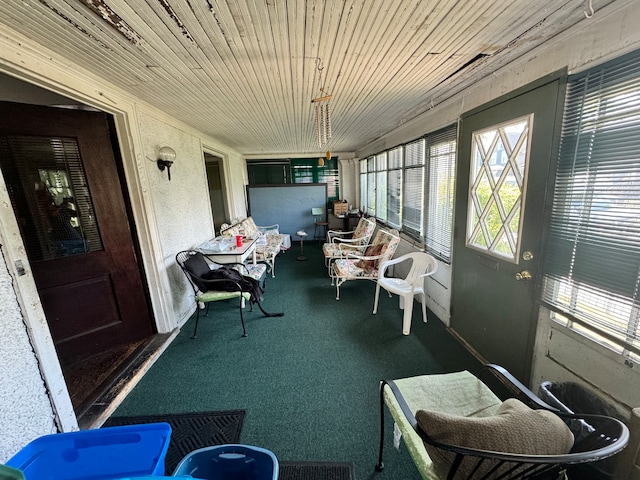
left=235, top=235, right=243, bottom=247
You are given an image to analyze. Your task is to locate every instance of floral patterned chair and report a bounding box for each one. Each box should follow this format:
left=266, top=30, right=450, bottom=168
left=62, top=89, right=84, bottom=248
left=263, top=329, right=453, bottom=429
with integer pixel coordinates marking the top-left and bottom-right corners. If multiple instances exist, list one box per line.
left=322, top=216, right=376, bottom=270
left=330, top=228, right=400, bottom=300
left=220, top=217, right=284, bottom=277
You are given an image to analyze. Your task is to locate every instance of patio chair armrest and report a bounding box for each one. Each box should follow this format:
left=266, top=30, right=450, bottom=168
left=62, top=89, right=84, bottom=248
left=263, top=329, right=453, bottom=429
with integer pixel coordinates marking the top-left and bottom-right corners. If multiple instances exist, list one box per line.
left=346, top=252, right=385, bottom=262
left=481, top=363, right=558, bottom=411
left=337, top=243, right=368, bottom=254
left=333, top=236, right=362, bottom=244
left=328, top=229, right=355, bottom=241
left=377, top=255, right=410, bottom=277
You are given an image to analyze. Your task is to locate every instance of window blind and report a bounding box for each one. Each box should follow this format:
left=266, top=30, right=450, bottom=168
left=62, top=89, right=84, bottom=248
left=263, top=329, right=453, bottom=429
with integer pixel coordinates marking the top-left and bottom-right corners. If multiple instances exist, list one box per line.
left=359, top=159, right=367, bottom=212
left=403, top=138, right=425, bottom=236
left=425, top=125, right=457, bottom=262
left=366, top=156, right=376, bottom=217
left=375, top=153, right=388, bottom=222
left=541, top=49, right=640, bottom=357
left=387, top=147, right=403, bottom=228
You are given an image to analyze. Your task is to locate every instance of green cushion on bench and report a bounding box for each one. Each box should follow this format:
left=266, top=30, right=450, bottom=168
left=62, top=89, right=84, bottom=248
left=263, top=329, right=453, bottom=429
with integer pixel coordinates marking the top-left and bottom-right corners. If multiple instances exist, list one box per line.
left=382, top=371, right=502, bottom=479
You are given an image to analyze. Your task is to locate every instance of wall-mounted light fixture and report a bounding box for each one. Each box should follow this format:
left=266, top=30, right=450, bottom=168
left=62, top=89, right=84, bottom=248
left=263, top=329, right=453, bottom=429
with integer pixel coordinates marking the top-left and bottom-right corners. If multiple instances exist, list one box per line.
left=157, top=146, right=176, bottom=181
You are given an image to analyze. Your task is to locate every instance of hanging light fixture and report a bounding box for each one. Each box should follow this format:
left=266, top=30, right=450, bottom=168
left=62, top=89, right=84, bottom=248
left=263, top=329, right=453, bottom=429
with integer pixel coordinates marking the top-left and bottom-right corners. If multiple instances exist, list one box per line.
left=312, top=58, right=333, bottom=149
left=318, top=150, right=331, bottom=167
left=312, top=90, right=332, bottom=148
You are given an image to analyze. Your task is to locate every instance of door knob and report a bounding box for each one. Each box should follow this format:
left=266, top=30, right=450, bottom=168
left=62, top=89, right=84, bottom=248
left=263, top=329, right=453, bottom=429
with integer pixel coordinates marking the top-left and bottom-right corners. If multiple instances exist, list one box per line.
left=515, top=270, right=532, bottom=281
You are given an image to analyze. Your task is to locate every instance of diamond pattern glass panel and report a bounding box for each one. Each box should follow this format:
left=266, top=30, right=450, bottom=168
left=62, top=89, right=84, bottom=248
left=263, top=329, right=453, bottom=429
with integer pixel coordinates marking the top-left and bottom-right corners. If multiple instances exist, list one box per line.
left=466, top=115, right=533, bottom=261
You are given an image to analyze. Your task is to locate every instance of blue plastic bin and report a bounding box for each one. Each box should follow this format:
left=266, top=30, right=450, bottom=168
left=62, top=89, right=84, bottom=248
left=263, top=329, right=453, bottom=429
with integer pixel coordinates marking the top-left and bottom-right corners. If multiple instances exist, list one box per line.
left=172, top=444, right=278, bottom=480
left=6, top=422, right=172, bottom=480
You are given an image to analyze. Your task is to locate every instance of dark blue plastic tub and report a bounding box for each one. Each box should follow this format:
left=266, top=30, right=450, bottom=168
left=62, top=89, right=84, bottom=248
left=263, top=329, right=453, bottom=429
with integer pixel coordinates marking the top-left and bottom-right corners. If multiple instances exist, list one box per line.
left=172, top=444, right=278, bottom=480
left=6, top=422, right=172, bottom=480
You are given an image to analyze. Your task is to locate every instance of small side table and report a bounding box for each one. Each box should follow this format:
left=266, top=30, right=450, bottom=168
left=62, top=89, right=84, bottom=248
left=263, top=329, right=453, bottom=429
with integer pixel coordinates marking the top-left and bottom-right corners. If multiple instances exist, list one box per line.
left=296, top=230, right=308, bottom=261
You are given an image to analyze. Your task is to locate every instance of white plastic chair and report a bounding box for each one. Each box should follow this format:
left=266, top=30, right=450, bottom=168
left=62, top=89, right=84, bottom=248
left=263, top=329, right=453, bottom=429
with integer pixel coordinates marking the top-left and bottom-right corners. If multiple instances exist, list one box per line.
left=372, top=252, right=438, bottom=335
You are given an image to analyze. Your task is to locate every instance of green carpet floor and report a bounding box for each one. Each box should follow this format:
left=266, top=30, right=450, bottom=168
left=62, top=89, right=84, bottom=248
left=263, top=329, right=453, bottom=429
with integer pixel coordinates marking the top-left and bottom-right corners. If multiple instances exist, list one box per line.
left=112, top=241, right=482, bottom=479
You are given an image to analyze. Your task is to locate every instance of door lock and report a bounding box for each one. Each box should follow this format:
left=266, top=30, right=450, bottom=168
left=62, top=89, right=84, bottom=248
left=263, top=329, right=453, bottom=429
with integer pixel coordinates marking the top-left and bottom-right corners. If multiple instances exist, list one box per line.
left=522, top=251, right=534, bottom=261
left=515, top=270, right=532, bottom=281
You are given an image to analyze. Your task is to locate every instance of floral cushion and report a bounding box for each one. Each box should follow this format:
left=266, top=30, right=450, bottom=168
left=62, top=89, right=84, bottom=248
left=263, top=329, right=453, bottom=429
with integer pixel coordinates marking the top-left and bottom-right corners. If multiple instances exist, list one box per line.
left=352, top=217, right=376, bottom=241
left=221, top=217, right=284, bottom=259
left=255, top=234, right=284, bottom=260
left=221, top=217, right=260, bottom=237
left=322, top=242, right=361, bottom=259
left=333, top=258, right=379, bottom=278
left=239, top=263, right=267, bottom=281
left=333, top=229, right=399, bottom=279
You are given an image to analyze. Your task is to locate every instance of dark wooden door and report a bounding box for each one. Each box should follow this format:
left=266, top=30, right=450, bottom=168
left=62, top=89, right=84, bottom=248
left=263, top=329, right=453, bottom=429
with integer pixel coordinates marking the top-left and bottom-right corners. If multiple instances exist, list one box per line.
left=0, top=101, right=154, bottom=364
left=450, top=77, right=564, bottom=381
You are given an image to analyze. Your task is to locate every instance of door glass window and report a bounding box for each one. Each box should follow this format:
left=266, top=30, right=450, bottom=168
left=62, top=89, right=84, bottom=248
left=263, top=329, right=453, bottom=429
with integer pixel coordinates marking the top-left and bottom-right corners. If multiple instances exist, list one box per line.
left=466, top=115, right=533, bottom=262
left=0, top=135, right=103, bottom=261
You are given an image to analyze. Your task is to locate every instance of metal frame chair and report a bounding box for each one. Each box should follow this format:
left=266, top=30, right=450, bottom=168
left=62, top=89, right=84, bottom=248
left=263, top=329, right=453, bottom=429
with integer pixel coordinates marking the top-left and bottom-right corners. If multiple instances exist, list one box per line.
left=176, top=250, right=251, bottom=338
left=322, top=216, right=376, bottom=269
left=330, top=228, right=400, bottom=300
left=376, top=363, right=629, bottom=480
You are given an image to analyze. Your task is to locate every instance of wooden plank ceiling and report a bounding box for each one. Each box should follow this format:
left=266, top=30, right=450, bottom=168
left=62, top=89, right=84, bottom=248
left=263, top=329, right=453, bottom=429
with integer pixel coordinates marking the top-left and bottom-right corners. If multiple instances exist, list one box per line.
left=0, top=0, right=617, bottom=155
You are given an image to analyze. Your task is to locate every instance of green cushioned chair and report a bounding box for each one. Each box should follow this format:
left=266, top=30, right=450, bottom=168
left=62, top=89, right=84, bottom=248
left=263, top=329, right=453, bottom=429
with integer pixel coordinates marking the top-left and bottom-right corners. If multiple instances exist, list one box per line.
left=376, top=364, right=629, bottom=480
left=176, top=250, right=252, bottom=338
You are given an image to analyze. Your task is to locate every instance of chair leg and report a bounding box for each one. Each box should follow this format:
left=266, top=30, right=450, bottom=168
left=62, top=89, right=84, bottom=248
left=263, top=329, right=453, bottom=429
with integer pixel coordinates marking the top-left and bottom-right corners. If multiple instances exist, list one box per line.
left=269, top=256, right=276, bottom=278
left=238, top=295, right=247, bottom=337
left=376, top=382, right=387, bottom=472
left=192, top=302, right=201, bottom=339
left=373, top=284, right=381, bottom=314
left=402, top=294, right=413, bottom=335
left=420, top=293, right=428, bottom=324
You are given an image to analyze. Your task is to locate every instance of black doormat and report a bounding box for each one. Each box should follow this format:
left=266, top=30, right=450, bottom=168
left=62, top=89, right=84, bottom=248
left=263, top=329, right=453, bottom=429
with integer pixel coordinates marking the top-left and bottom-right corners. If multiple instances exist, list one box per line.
left=103, top=409, right=245, bottom=474
left=279, top=461, right=354, bottom=480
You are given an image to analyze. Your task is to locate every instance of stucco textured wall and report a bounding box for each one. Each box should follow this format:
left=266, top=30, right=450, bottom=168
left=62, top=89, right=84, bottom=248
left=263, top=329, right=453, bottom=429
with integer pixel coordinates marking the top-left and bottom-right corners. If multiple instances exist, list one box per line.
left=137, top=109, right=225, bottom=325
left=0, top=252, right=56, bottom=461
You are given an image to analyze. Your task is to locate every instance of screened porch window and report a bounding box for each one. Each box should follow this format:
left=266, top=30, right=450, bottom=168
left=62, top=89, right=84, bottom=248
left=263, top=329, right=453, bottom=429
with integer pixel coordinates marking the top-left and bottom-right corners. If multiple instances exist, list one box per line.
left=358, top=125, right=456, bottom=262
left=541, top=49, right=640, bottom=363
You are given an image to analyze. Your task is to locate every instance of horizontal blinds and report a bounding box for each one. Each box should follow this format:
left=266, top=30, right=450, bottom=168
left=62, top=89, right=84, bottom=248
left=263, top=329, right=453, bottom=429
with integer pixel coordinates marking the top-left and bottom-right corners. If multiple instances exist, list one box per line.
left=425, top=125, right=457, bottom=261
left=0, top=135, right=102, bottom=262
left=386, top=147, right=403, bottom=228
left=376, top=153, right=388, bottom=222
left=403, top=139, right=425, bottom=236
left=542, top=49, right=640, bottom=355
left=359, top=159, right=367, bottom=210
